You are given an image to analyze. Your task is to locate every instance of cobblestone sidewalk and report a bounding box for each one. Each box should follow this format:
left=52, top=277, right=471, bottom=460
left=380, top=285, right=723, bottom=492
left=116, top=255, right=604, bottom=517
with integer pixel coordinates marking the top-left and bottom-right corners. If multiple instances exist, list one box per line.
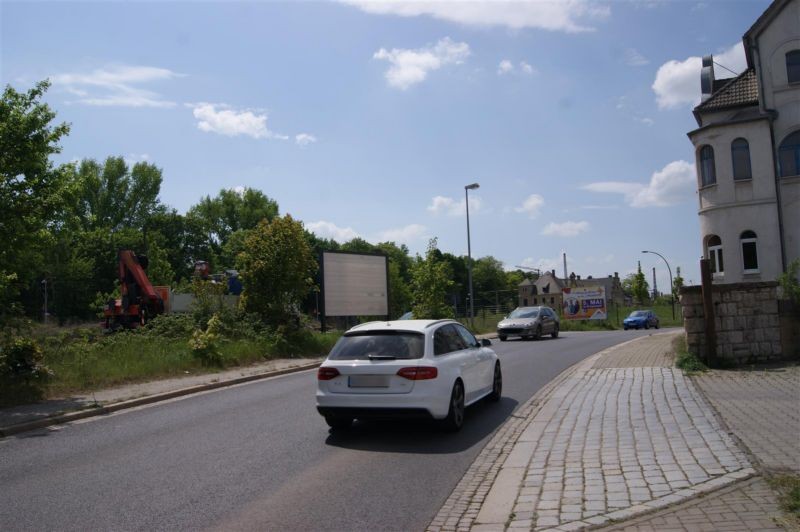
left=428, top=332, right=760, bottom=532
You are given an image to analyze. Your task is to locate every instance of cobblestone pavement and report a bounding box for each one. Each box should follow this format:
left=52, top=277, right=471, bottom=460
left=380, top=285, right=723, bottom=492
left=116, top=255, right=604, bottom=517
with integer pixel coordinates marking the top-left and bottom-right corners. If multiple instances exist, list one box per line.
left=428, top=332, right=757, bottom=531
left=597, top=476, right=785, bottom=531
left=694, top=366, right=800, bottom=474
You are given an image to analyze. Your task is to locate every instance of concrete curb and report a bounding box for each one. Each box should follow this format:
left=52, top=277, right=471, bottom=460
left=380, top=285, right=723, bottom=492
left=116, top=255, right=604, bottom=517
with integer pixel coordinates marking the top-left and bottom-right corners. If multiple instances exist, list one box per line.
left=0, top=361, right=322, bottom=438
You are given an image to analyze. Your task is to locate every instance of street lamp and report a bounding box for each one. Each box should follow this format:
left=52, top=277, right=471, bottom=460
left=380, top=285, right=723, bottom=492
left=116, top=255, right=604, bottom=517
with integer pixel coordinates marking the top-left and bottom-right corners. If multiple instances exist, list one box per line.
left=465, top=183, right=479, bottom=327
left=642, top=250, right=675, bottom=320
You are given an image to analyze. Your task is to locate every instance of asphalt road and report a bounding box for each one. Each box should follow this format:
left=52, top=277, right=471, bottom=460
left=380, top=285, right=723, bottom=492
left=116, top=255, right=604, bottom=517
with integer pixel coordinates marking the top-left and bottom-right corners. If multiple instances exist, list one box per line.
left=0, top=329, right=658, bottom=532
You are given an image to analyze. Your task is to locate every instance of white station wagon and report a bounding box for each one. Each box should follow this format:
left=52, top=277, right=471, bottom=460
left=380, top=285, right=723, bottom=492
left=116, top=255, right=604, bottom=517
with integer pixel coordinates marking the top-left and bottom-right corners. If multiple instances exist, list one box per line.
left=316, top=319, right=502, bottom=431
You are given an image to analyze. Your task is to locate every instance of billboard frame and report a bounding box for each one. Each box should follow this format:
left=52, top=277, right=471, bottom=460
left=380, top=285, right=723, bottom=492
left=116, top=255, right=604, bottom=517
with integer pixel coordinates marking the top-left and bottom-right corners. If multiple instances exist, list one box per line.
left=319, top=250, right=390, bottom=332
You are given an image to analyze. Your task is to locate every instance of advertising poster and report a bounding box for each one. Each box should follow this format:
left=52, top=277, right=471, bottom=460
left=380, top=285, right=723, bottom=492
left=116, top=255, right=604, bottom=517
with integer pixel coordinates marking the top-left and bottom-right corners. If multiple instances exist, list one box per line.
left=562, top=286, right=607, bottom=320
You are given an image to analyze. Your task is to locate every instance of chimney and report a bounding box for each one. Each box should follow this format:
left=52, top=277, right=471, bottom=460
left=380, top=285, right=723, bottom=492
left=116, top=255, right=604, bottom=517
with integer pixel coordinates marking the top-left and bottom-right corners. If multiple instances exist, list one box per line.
left=614, top=272, right=619, bottom=279
left=701, top=55, right=715, bottom=102
left=552, top=269, right=556, bottom=278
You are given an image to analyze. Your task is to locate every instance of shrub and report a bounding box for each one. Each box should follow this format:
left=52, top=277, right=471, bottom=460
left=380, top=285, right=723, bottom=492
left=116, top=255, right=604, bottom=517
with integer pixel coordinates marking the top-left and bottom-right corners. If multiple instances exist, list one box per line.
left=0, top=336, right=51, bottom=406
left=778, top=259, right=800, bottom=304
left=189, top=314, right=224, bottom=367
left=142, top=313, right=196, bottom=339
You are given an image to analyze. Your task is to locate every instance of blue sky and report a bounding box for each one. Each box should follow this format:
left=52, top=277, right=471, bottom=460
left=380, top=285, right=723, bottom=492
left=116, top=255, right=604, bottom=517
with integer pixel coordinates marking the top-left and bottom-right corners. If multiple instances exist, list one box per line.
left=1, top=0, right=771, bottom=290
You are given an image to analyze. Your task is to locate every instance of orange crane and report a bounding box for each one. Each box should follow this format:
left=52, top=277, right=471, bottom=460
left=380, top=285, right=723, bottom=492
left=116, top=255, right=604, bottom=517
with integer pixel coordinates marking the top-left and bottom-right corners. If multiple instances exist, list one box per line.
left=103, top=250, right=166, bottom=330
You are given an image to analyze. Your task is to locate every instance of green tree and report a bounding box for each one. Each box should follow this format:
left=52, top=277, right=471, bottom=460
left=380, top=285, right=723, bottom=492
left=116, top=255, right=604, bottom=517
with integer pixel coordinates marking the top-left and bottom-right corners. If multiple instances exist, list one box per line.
left=632, top=261, right=650, bottom=305
left=410, top=238, right=454, bottom=319
left=0, top=80, right=70, bottom=319
left=472, top=256, right=507, bottom=306
left=64, top=156, right=164, bottom=231
left=672, top=266, right=685, bottom=299
left=188, top=187, right=278, bottom=247
left=237, top=215, right=317, bottom=327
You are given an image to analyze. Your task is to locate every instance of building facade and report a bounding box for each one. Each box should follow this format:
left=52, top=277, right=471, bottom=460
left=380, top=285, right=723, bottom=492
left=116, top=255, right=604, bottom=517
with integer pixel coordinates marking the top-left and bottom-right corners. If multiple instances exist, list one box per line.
left=687, top=0, right=799, bottom=284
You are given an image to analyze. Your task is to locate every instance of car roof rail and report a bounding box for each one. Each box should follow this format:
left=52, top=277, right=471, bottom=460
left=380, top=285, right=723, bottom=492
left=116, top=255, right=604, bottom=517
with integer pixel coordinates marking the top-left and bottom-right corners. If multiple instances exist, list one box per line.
left=424, top=319, right=456, bottom=329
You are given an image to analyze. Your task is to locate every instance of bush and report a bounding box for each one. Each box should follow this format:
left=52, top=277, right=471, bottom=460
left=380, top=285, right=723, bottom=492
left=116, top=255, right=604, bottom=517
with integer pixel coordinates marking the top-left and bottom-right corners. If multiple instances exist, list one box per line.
left=673, top=336, right=707, bottom=373
left=141, top=313, right=196, bottom=338
left=188, top=314, right=224, bottom=367
left=0, top=336, right=51, bottom=406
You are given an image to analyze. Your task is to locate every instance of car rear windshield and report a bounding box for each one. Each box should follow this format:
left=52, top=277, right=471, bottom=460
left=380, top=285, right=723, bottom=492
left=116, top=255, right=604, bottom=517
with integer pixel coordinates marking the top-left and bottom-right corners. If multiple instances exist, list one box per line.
left=509, top=308, right=538, bottom=319
left=327, top=331, right=425, bottom=360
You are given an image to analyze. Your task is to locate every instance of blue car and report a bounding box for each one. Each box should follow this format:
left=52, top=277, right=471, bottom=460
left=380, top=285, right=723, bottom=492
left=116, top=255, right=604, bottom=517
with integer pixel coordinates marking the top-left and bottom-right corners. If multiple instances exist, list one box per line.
left=623, top=310, right=660, bottom=330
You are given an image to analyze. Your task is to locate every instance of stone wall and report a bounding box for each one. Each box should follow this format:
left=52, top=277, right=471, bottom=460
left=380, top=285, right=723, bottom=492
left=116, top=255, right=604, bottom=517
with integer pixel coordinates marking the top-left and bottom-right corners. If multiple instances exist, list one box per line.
left=679, top=282, right=796, bottom=365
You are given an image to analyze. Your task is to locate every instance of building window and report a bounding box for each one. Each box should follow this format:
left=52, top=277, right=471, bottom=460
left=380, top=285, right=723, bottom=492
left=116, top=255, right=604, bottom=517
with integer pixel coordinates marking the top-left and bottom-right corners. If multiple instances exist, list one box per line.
left=740, top=230, right=759, bottom=273
left=779, top=131, right=800, bottom=177
left=707, top=235, right=724, bottom=274
left=788, top=50, right=800, bottom=84
left=731, top=138, right=752, bottom=180
left=699, top=145, right=716, bottom=186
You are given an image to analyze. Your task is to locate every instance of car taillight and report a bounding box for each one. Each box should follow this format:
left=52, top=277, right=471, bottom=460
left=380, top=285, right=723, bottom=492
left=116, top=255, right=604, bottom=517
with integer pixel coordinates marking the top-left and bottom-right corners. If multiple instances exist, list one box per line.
left=397, top=367, right=438, bottom=380
left=317, top=367, right=340, bottom=380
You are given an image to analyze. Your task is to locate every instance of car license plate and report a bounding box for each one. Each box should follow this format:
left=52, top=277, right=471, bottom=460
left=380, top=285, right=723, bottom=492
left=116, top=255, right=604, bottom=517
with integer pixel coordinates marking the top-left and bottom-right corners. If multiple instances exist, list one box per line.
left=348, top=375, right=390, bottom=388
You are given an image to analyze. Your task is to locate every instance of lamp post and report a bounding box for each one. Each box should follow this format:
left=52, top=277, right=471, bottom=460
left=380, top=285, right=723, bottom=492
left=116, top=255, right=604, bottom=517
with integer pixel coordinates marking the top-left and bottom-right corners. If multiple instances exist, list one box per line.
left=465, top=183, right=479, bottom=327
left=642, top=250, right=674, bottom=320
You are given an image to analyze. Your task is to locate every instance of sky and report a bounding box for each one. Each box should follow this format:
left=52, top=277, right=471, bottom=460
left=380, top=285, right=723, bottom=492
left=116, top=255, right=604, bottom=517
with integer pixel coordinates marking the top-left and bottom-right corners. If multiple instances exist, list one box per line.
left=1, top=0, right=772, bottom=291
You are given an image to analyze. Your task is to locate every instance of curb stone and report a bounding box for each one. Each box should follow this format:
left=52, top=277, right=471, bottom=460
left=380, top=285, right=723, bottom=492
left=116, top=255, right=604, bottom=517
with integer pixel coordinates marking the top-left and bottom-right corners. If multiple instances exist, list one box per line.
left=0, top=361, right=322, bottom=438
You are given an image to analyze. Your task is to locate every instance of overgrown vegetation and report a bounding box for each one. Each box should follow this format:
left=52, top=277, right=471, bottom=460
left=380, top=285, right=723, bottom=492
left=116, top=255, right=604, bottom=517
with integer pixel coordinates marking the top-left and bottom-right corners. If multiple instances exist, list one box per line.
left=768, top=474, right=800, bottom=525
left=673, top=335, right=707, bottom=373
left=778, top=259, right=800, bottom=304
left=29, top=312, right=340, bottom=399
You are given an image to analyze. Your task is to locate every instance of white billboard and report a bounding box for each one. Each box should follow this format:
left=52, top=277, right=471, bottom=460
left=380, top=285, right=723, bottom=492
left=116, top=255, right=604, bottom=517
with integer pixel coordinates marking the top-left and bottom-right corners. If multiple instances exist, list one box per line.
left=322, top=252, right=388, bottom=317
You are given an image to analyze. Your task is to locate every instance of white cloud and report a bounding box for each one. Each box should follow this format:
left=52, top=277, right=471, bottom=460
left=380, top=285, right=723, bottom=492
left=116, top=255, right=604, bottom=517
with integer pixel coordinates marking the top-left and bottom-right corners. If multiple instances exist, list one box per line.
left=624, top=48, right=649, bottom=67
left=636, top=117, right=655, bottom=126
left=582, top=160, right=696, bottom=208
left=373, top=37, right=470, bottom=90
left=520, top=61, right=536, bottom=75
left=307, top=221, right=360, bottom=242
left=427, top=194, right=482, bottom=216
left=52, top=65, right=181, bottom=108
left=191, top=103, right=288, bottom=140
left=498, top=59, right=537, bottom=76
left=295, top=133, right=317, bottom=146
left=377, top=224, right=428, bottom=244
left=342, top=0, right=610, bottom=33
left=124, top=153, right=150, bottom=165
left=541, top=221, right=590, bottom=237
left=514, top=194, right=545, bottom=218
left=652, top=42, right=746, bottom=109
left=233, top=185, right=246, bottom=195
left=518, top=256, right=560, bottom=272
left=497, top=59, right=514, bottom=75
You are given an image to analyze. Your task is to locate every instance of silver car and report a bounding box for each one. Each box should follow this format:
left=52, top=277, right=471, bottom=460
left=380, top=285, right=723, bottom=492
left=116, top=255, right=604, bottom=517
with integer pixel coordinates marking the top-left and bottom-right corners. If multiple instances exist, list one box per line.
left=497, top=306, right=560, bottom=341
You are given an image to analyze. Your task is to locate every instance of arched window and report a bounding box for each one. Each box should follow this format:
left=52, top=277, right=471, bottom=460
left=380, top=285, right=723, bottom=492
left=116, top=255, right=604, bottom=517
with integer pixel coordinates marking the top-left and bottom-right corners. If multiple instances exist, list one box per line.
left=787, top=50, right=800, bottom=84
left=731, top=138, right=752, bottom=180
left=740, top=230, right=759, bottom=273
left=779, top=131, right=800, bottom=177
left=707, top=235, right=724, bottom=274
left=699, top=145, right=716, bottom=186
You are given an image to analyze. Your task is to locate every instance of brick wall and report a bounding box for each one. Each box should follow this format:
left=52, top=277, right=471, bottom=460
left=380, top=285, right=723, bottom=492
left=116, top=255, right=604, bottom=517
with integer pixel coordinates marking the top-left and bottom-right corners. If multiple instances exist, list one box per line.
left=679, top=282, right=798, bottom=365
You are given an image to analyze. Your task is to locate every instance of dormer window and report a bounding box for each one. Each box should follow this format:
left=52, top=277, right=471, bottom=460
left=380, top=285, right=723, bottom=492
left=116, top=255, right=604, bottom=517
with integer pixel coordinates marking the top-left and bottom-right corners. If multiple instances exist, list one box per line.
left=787, top=50, right=800, bottom=84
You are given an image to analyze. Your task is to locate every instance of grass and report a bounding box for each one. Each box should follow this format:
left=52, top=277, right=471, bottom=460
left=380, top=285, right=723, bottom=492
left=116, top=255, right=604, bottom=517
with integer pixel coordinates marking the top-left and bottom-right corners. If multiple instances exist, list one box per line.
left=29, top=322, right=340, bottom=398
left=768, top=474, right=800, bottom=523
left=673, top=335, right=708, bottom=374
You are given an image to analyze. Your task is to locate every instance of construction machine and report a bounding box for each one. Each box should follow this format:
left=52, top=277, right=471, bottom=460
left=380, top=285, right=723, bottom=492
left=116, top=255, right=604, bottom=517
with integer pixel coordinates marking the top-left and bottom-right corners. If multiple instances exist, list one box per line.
left=103, top=250, right=166, bottom=330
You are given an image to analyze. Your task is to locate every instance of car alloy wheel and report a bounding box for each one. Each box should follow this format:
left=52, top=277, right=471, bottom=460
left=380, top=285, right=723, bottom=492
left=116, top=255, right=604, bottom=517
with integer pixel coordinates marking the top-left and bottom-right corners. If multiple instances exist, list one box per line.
left=551, top=324, right=559, bottom=339
left=645, top=322, right=650, bottom=330
left=443, top=381, right=465, bottom=432
left=498, top=334, right=507, bottom=342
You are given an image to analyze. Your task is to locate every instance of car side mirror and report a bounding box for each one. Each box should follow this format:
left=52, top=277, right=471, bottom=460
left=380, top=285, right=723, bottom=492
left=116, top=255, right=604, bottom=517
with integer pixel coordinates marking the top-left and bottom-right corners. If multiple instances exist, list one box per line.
left=481, top=338, right=492, bottom=347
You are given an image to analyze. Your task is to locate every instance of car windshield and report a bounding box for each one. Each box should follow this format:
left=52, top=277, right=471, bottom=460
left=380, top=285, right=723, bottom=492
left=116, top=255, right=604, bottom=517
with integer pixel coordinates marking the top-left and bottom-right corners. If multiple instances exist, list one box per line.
left=327, top=331, right=425, bottom=360
left=509, top=308, right=538, bottom=319
left=629, top=311, right=647, bottom=317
